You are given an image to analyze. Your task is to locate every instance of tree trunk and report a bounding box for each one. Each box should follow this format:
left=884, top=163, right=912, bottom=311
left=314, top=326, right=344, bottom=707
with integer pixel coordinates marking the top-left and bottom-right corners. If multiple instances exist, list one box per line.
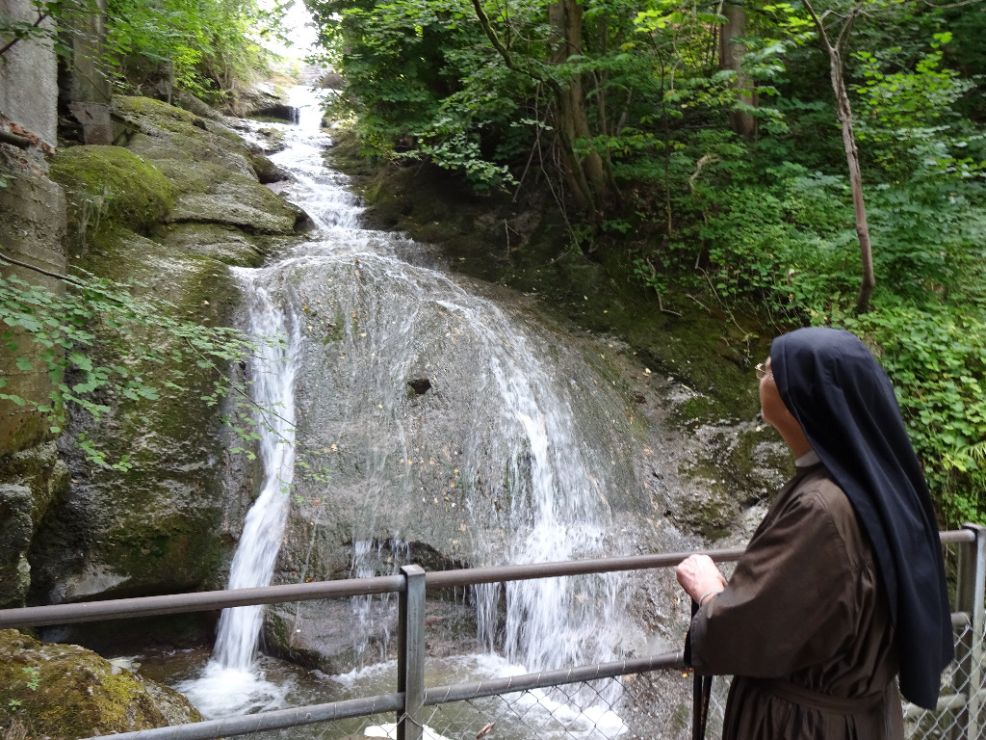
left=828, top=49, right=875, bottom=313
left=719, top=2, right=756, bottom=137
left=549, top=0, right=609, bottom=215
left=803, top=0, right=874, bottom=313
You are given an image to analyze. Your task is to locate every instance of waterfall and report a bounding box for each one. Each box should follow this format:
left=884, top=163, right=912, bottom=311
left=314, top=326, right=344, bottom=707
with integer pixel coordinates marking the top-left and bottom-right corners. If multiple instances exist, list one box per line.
left=178, top=271, right=300, bottom=716
left=213, top=272, right=301, bottom=669
left=181, top=84, right=645, bottom=722
left=279, top=250, right=639, bottom=679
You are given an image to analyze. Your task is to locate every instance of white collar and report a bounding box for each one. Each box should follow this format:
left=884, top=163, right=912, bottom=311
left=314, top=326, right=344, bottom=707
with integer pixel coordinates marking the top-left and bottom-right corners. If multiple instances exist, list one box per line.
left=795, top=449, right=821, bottom=468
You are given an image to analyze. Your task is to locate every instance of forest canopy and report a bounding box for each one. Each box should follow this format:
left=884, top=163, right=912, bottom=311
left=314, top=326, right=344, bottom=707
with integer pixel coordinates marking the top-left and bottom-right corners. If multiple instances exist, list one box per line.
left=306, top=0, right=986, bottom=522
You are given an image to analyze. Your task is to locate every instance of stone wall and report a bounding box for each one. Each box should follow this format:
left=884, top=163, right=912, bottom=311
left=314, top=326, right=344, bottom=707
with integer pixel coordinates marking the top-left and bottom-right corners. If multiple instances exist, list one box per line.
left=0, top=0, right=69, bottom=608
left=0, top=0, right=59, bottom=147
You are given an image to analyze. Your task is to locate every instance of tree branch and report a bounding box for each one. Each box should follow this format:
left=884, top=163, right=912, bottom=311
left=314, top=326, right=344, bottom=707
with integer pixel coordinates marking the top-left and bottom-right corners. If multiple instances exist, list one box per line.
left=0, top=249, right=87, bottom=288
left=470, top=0, right=566, bottom=98
left=802, top=0, right=833, bottom=52
left=0, top=130, right=32, bottom=148
left=0, top=11, right=49, bottom=58
left=835, top=3, right=862, bottom=52
left=471, top=0, right=524, bottom=76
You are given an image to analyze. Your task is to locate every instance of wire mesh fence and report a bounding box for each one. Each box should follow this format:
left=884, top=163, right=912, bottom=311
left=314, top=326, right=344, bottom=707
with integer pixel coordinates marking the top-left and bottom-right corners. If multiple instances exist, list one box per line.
left=238, top=613, right=986, bottom=740
left=904, top=617, right=985, bottom=740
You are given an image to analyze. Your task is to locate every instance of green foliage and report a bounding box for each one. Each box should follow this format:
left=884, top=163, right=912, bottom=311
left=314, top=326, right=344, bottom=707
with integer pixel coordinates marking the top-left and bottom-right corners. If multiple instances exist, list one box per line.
left=22, top=667, right=41, bottom=692
left=842, top=304, right=986, bottom=523
left=103, top=0, right=282, bottom=100
left=852, top=34, right=982, bottom=181
left=0, top=270, right=255, bottom=470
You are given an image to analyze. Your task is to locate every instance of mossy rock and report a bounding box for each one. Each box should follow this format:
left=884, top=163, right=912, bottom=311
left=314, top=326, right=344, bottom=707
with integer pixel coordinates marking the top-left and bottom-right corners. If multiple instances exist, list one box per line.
left=0, top=629, right=201, bottom=737
left=49, top=145, right=174, bottom=240
left=672, top=423, right=792, bottom=539
left=110, top=96, right=305, bottom=235
left=115, top=95, right=255, bottom=180
left=156, top=223, right=285, bottom=267
left=168, top=174, right=303, bottom=234
left=114, top=95, right=243, bottom=147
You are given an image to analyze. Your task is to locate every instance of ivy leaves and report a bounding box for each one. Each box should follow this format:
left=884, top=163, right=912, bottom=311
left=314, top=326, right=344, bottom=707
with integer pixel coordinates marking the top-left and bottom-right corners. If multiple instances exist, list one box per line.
left=0, top=270, right=254, bottom=469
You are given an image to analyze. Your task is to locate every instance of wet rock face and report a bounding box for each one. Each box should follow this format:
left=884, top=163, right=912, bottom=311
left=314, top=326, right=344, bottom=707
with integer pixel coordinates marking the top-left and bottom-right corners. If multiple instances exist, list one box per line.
left=0, top=629, right=202, bottom=737
left=0, top=444, right=68, bottom=609
left=22, top=95, right=305, bottom=612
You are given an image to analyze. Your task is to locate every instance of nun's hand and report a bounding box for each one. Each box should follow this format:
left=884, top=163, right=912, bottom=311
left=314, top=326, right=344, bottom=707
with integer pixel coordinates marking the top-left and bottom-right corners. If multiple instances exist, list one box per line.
left=675, top=554, right=727, bottom=605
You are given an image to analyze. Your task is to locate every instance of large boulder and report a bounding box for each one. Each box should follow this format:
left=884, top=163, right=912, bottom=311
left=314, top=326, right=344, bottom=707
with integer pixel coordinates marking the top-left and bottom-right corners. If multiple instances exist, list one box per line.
left=24, top=95, right=304, bottom=618
left=0, top=629, right=201, bottom=738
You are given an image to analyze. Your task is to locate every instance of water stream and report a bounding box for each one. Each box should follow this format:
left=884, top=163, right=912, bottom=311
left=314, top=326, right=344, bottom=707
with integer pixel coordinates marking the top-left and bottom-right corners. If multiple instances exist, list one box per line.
left=178, top=85, right=652, bottom=734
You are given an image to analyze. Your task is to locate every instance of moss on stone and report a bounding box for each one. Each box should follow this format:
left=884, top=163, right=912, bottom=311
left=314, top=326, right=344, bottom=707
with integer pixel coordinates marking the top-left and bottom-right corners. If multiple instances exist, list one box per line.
left=110, top=96, right=304, bottom=235
left=49, top=145, right=174, bottom=242
left=0, top=629, right=201, bottom=737
left=115, top=95, right=200, bottom=125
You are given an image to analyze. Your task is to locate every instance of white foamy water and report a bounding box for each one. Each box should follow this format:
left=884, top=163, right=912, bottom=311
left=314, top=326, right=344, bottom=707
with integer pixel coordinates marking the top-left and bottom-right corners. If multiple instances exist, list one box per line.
left=180, top=267, right=301, bottom=715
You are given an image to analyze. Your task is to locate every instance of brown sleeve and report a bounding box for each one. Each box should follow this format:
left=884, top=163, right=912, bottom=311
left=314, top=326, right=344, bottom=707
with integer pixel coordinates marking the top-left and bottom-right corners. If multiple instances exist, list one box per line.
left=689, top=487, right=856, bottom=677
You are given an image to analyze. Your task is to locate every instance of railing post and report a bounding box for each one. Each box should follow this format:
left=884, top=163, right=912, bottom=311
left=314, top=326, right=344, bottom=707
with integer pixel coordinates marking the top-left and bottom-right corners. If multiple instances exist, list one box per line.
left=956, top=524, right=986, bottom=740
left=398, top=564, right=426, bottom=740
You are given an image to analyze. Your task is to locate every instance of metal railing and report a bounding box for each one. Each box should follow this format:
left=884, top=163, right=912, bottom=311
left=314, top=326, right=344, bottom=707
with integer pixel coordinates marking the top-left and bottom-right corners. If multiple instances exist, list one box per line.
left=0, top=528, right=982, bottom=739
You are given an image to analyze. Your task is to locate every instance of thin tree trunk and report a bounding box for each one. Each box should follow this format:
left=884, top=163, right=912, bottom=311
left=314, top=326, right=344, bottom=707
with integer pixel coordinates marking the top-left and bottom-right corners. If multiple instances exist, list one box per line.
left=719, top=2, right=756, bottom=137
left=804, top=0, right=874, bottom=313
left=550, top=0, right=609, bottom=213
left=830, top=55, right=875, bottom=313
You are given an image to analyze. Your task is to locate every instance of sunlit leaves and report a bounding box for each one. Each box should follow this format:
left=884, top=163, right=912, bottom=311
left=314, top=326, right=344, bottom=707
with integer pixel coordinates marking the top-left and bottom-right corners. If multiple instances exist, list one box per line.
left=103, top=0, right=279, bottom=99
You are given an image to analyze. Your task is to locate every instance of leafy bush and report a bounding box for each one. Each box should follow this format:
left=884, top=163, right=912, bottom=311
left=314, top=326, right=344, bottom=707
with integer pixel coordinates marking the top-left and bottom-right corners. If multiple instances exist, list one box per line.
left=0, top=271, right=255, bottom=470
left=843, top=304, right=986, bottom=524
left=103, top=0, right=277, bottom=100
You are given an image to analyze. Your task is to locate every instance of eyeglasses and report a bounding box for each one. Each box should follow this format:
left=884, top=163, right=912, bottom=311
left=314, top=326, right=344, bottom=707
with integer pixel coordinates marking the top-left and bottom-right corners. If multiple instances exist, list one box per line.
left=755, top=361, right=772, bottom=379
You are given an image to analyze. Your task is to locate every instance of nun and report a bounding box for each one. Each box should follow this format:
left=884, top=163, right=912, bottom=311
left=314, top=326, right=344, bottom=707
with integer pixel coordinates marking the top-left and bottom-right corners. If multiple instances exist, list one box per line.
left=675, top=327, right=952, bottom=739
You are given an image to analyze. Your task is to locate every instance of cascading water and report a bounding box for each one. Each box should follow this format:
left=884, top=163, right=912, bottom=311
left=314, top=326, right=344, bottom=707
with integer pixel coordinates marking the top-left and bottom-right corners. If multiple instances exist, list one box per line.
left=178, top=257, right=302, bottom=717
left=182, top=84, right=651, bottom=730
left=213, top=272, right=301, bottom=669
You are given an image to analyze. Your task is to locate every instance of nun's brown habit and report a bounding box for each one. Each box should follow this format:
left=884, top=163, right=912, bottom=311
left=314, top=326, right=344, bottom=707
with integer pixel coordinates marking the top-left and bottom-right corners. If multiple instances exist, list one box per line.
left=689, top=328, right=951, bottom=739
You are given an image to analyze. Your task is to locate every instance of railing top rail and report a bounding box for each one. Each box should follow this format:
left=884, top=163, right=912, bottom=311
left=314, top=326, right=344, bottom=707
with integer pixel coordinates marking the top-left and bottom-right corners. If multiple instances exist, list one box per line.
left=0, top=529, right=973, bottom=629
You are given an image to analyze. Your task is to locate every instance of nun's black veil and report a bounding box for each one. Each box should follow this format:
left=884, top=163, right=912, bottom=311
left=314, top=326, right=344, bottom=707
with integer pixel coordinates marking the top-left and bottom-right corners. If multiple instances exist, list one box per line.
left=771, top=327, right=952, bottom=709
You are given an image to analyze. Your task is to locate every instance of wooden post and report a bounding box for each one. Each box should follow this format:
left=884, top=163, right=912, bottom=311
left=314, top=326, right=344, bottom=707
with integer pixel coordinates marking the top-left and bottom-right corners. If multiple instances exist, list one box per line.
left=397, top=564, right=426, bottom=740
left=956, top=525, right=986, bottom=739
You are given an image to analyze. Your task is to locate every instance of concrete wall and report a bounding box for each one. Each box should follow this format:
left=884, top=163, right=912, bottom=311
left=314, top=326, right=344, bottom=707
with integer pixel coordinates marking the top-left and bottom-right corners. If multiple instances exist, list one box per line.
left=0, top=147, right=67, bottom=454
left=0, top=0, right=59, bottom=147
left=0, top=0, right=66, bottom=456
